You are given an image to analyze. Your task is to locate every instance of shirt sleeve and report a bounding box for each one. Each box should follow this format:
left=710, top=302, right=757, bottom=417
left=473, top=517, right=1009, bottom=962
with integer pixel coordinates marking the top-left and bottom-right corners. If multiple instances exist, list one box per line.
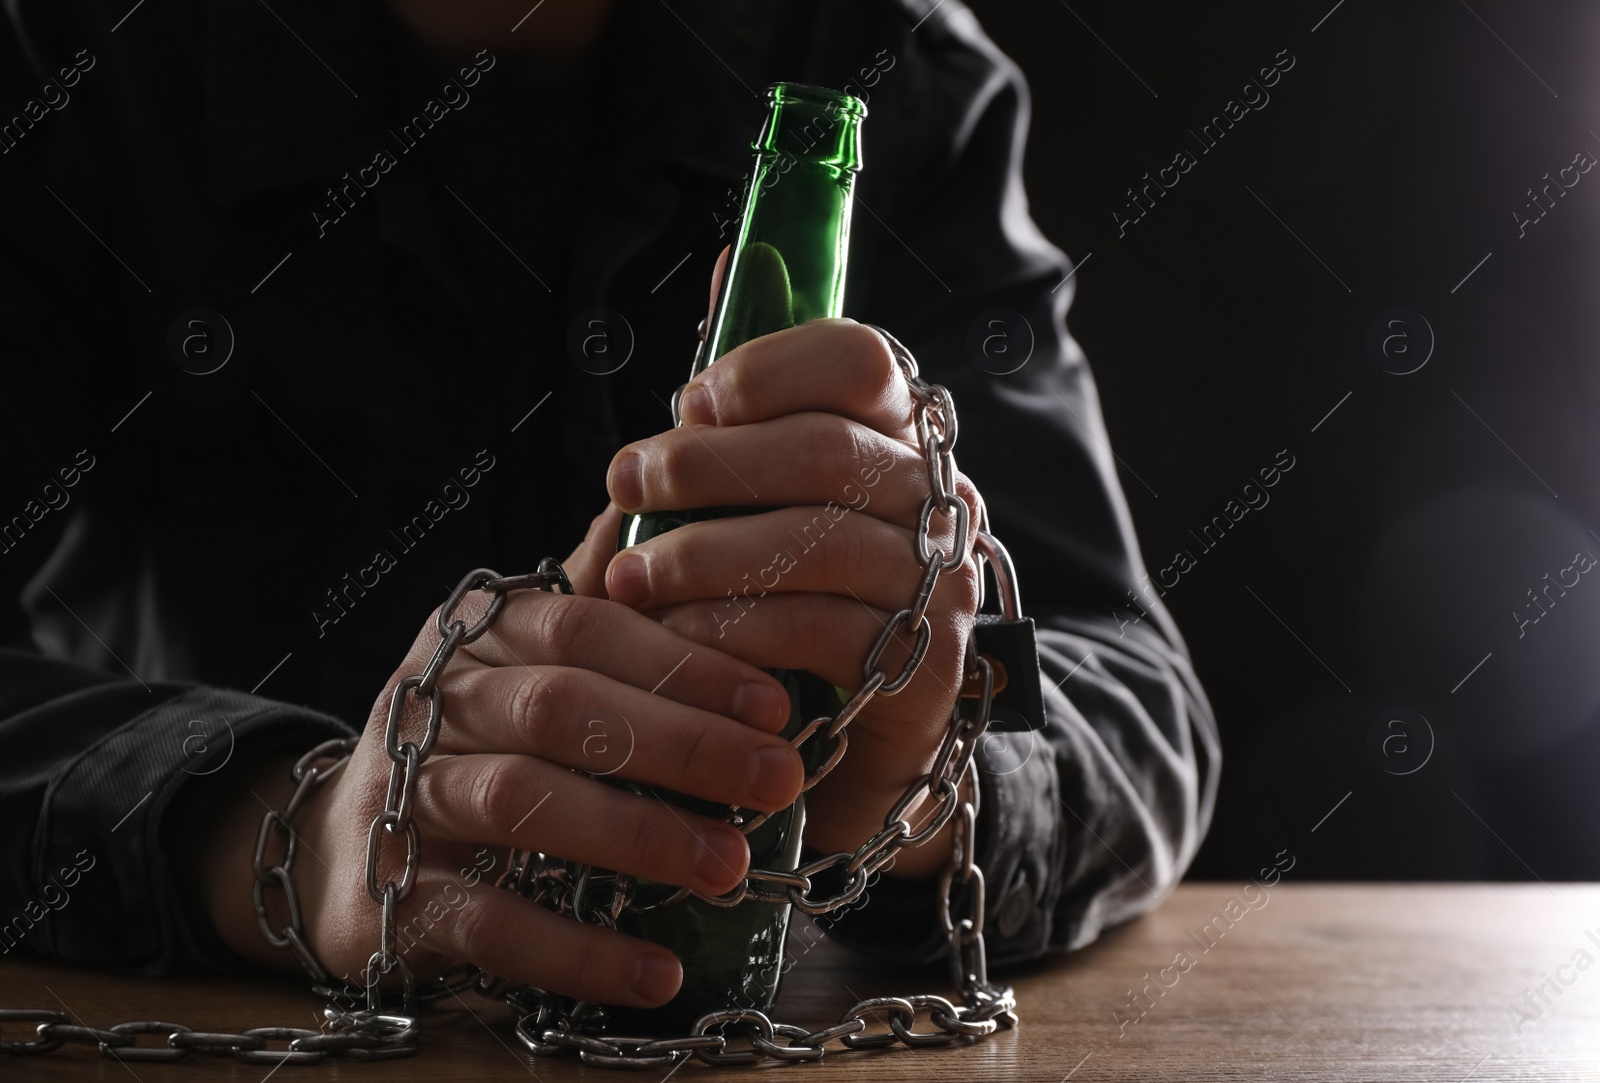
left=0, top=650, right=358, bottom=975
left=0, top=14, right=358, bottom=978
left=817, top=0, right=1220, bottom=968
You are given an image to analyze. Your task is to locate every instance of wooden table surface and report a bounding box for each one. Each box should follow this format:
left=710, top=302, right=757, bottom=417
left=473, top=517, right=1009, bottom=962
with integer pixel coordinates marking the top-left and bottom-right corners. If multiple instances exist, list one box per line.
left=4, top=884, right=1598, bottom=1081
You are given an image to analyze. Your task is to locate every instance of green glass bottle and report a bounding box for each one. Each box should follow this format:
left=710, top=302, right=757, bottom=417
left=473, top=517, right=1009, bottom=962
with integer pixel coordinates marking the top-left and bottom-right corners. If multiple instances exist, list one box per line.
left=612, top=82, right=866, bottom=1029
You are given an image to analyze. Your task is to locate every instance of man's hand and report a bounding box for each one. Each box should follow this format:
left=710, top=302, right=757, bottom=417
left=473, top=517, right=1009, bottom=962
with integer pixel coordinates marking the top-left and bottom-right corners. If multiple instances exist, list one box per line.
left=603, top=252, right=986, bottom=879
left=202, top=517, right=805, bottom=1009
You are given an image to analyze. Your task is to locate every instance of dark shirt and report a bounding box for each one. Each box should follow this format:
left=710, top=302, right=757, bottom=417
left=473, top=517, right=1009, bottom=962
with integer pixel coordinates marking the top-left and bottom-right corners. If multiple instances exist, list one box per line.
left=0, top=0, right=1218, bottom=977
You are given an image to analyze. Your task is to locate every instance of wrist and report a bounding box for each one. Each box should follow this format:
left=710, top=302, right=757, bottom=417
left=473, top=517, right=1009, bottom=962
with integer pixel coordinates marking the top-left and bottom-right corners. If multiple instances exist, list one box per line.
left=881, top=772, right=974, bottom=881
left=803, top=769, right=973, bottom=882
left=196, top=752, right=305, bottom=969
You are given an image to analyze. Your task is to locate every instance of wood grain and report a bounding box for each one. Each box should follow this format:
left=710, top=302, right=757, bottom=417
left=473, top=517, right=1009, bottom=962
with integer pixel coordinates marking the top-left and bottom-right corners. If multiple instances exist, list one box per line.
left=3, top=884, right=1597, bottom=1081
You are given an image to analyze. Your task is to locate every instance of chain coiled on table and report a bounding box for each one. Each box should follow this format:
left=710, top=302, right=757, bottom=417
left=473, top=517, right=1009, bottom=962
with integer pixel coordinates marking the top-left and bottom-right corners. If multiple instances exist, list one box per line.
left=0, top=327, right=1020, bottom=1069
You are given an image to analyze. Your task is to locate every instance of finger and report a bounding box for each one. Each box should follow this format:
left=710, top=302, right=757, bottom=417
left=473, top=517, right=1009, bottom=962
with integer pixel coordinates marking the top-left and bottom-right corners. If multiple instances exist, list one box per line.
left=413, top=754, right=754, bottom=896
left=611, top=412, right=910, bottom=519
left=561, top=501, right=626, bottom=599
left=419, top=866, right=685, bottom=1007
left=705, top=245, right=729, bottom=329
left=432, top=665, right=804, bottom=811
left=655, top=591, right=970, bottom=721
left=610, top=414, right=982, bottom=554
left=607, top=505, right=979, bottom=620
left=678, top=318, right=917, bottom=439
left=445, top=591, right=789, bottom=732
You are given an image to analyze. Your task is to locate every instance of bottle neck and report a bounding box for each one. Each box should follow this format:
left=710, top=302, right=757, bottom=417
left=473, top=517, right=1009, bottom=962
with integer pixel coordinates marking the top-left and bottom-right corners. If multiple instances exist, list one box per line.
left=702, top=174, right=852, bottom=365
left=700, top=82, right=864, bottom=366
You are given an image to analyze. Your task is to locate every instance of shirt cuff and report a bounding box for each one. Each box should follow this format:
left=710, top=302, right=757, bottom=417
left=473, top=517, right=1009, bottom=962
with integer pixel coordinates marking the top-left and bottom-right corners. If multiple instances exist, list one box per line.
left=805, top=736, right=1063, bottom=968
left=33, top=685, right=356, bottom=975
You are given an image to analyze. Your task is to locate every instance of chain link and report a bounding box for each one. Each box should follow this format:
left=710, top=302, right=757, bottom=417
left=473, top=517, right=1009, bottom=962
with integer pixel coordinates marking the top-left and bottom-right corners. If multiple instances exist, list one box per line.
left=0, top=559, right=575, bottom=1065
left=2, top=334, right=1024, bottom=1069
left=0, top=1009, right=420, bottom=1064
left=486, top=326, right=1020, bottom=1068
left=357, top=556, right=577, bottom=1023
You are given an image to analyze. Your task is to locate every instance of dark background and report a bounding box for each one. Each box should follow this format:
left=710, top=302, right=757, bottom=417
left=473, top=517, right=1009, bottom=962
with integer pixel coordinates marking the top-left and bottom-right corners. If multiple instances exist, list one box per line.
left=966, top=0, right=1600, bottom=882
left=3, top=0, right=1592, bottom=892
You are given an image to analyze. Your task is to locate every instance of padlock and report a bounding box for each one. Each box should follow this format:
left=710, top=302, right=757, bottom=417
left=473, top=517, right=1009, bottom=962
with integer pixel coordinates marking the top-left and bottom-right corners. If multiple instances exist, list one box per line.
left=963, top=531, right=1046, bottom=733
left=969, top=614, right=1045, bottom=732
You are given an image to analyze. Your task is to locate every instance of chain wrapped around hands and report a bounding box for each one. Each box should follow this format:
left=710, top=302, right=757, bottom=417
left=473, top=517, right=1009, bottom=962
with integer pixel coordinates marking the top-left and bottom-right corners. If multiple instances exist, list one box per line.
left=0, top=330, right=1024, bottom=1070
left=488, top=326, right=1020, bottom=1068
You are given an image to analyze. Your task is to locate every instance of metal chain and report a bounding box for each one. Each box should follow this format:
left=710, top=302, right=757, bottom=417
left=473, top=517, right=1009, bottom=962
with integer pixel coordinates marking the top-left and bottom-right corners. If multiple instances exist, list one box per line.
left=624, top=324, right=982, bottom=921
left=1, top=332, right=1023, bottom=1069
left=482, top=324, right=1020, bottom=1068
left=0, top=1009, right=421, bottom=1063
left=355, top=558, right=576, bottom=1021
left=0, top=559, right=575, bottom=1065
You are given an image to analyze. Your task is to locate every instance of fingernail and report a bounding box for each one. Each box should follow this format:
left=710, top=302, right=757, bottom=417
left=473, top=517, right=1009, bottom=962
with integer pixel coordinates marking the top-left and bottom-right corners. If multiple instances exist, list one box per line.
left=629, top=952, right=681, bottom=1004
left=695, top=827, right=747, bottom=887
left=731, top=681, right=788, bottom=730
left=748, top=745, right=801, bottom=808
left=609, top=453, right=642, bottom=509
left=608, top=553, right=649, bottom=607
left=679, top=383, right=716, bottom=425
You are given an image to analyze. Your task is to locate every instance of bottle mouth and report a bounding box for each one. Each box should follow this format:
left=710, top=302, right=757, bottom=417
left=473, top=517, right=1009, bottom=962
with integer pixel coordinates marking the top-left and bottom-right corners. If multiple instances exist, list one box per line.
left=756, top=82, right=866, bottom=169
left=766, top=81, right=867, bottom=119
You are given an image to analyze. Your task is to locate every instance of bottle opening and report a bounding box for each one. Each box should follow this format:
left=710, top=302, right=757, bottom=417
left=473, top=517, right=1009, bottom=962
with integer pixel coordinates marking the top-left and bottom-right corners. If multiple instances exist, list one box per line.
left=767, top=81, right=868, bottom=118
left=756, top=81, right=865, bottom=171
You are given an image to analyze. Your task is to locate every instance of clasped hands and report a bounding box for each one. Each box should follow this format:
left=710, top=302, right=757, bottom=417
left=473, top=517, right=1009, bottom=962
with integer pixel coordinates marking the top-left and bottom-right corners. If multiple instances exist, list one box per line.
left=240, top=255, right=987, bottom=1010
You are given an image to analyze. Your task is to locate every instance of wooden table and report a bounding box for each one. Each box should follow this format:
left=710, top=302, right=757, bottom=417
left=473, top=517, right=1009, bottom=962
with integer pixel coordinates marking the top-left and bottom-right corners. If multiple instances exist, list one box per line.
left=3, top=884, right=1597, bottom=1081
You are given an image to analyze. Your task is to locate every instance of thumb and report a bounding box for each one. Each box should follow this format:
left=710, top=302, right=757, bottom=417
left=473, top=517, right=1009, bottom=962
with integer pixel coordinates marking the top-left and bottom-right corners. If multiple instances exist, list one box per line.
left=569, top=250, right=726, bottom=598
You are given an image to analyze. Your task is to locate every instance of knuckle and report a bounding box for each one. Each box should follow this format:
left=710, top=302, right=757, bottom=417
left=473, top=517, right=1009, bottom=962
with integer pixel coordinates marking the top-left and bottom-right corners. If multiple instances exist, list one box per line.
left=366, top=677, right=403, bottom=736
left=466, top=757, right=522, bottom=830
left=846, top=322, right=899, bottom=393
left=948, top=557, right=983, bottom=616
left=715, top=352, right=751, bottom=410
left=368, top=629, right=439, bottom=733
left=792, top=595, right=836, bottom=661
left=451, top=888, right=493, bottom=962
left=657, top=433, right=695, bottom=494
left=955, top=472, right=985, bottom=529
left=666, top=601, right=713, bottom=644
left=954, top=470, right=980, bottom=506
left=797, top=412, right=842, bottom=471
left=818, top=416, right=875, bottom=491
left=939, top=624, right=972, bottom=688
left=645, top=525, right=693, bottom=587
left=533, top=594, right=602, bottom=664
left=508, top=667, right=565, bottom=746
left=815, top=512, right=866, bottom=582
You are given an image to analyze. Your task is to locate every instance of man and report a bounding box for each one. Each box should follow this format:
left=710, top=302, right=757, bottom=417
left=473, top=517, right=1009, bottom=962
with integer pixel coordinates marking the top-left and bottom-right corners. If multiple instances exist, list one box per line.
left=0, top=0, right=1216, bottom=1012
